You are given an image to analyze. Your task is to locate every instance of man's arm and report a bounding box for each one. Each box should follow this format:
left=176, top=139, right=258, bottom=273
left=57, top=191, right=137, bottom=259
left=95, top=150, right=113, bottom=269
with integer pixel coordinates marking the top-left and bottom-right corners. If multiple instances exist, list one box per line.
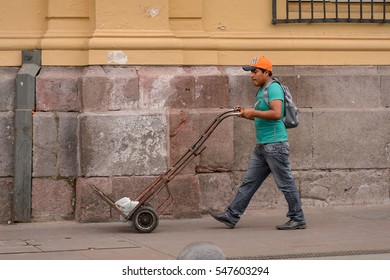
left=236, top=100, right=283, bottom=120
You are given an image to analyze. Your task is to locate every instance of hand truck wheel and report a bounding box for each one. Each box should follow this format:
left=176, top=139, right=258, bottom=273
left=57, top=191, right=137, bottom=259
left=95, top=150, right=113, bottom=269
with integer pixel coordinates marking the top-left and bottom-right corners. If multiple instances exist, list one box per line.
left=132, top=206, right=159, bottom=233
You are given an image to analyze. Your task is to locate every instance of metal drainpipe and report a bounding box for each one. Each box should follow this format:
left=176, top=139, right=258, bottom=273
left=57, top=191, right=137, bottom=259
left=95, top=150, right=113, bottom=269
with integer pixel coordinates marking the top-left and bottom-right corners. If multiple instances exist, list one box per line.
left=13, top=50, right=41, bottom=222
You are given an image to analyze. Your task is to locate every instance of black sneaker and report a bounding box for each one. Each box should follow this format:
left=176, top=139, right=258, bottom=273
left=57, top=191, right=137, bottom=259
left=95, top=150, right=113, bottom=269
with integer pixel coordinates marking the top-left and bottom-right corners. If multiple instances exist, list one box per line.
left=276, top=220, right=307, bottom=230
left=208, top=210, right=235, bottom=229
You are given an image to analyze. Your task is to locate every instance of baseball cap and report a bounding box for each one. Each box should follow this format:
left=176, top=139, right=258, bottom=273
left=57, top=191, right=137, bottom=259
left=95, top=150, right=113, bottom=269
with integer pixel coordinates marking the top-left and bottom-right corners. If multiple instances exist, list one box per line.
left=243, top=56, right=272, bottom=72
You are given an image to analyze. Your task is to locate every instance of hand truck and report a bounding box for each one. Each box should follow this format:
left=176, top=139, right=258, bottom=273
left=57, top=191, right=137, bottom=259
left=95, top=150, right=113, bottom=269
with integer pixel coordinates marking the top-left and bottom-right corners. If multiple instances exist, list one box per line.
left=91, top=109, right=240, bottom=233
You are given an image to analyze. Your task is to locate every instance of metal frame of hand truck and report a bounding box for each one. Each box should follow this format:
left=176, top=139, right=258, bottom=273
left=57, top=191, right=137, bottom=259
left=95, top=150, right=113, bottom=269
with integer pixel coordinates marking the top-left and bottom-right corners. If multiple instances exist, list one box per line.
left=91, top=109, right=240, bottom=233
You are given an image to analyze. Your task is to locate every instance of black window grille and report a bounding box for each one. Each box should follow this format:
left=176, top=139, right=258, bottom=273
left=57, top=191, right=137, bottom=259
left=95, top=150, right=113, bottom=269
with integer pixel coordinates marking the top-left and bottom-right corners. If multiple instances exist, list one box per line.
left=272, top=0, right=390, bottom=24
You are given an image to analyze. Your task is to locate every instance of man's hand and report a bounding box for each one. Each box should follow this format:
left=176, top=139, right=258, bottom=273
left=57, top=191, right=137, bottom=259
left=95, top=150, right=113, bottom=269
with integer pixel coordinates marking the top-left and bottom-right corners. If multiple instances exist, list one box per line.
left=234, top=105, right=255, bottom=120
left=240, top=108, right=255, bottom=120
left=234, top=100, right=283, bottom=121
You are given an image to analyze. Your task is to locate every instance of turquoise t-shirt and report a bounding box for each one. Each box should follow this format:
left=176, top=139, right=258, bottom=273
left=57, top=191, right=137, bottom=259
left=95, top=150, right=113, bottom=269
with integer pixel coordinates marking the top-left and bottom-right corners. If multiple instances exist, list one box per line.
left=254, top=82, right=288, bottom=144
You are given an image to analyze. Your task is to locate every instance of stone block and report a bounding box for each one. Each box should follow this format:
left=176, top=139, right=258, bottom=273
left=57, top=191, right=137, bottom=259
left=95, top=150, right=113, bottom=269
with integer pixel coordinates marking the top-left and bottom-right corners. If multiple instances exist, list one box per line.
left=112, top=176, right=157, bottom=202
left=139, top=66, right=192, bottom=109
left=0, top=67, right=18, bottom=111
left=0, top=113, right=14, bottom=176
left=197, top=110, right=235, bottom=172
left=32, top=178, right=74, bottom=221
left=36, top=67, right=82, bottom=112
left=313, top=109, right=390, bottom=169
left=103, top=66, right=139, bottom=111
left=58, top=112, right=78, bottom=177
left=232, top=117, right=255, bottom=171
left=188, top=67, right=229, bottom=108
left=224, top=67, right=257, bottom=108
left=0, top=178, right=13, bottom=223
left=80, top=66, right=111, bottom=112
left=165, top=175, right=201, bottom=219
left=168, top=109, right=234, bottom=174
left=75, top=177, right=112, bottom=222
left=169, top=74, right=197, bottom=108
left=298, top=169, right=390, bottom=206
left=295, top=171, right=330, bottom=207
left=273, top=66, right=296, bottom=76
left=288, top=109, right=314, bottom=170
left=294, top=66, right=378, bottom=76
left=168, top=109, right=200, bottom=174
left=298, top=74, right=381, bottom=108
left=33, top=112, right=57, bottom=177
left=79, top=112, right=167, bottom=177
left=198, top=173, right=235, bottom=213
left=378, top=66, right=390, bottom=75
left=33, top=112, right=78, bottom=177
left=139, top=66, right=229, bottom=109
left=380, top=75, right=390, bottom=107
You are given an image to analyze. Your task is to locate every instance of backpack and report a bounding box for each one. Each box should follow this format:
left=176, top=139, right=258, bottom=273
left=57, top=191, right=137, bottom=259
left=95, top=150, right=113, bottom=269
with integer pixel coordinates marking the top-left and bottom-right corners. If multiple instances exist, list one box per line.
left=263, top=78, right=299, bottom=129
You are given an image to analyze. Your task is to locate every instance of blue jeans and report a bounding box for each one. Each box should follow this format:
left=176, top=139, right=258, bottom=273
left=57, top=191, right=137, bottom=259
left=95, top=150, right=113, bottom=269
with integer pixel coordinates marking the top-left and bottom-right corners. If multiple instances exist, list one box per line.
left=226, top=142, right=305, bottom=224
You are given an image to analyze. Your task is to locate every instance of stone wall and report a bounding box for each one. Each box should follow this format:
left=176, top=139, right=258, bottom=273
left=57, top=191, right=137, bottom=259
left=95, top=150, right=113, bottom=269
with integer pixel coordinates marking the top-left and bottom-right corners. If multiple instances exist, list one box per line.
left=1, top=66, right=389, bottom=223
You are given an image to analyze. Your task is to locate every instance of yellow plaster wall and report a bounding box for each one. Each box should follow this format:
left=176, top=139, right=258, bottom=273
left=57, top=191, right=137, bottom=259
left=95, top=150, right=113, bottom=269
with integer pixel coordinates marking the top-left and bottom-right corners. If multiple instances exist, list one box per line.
left=1, top=0, right=390, bottom=66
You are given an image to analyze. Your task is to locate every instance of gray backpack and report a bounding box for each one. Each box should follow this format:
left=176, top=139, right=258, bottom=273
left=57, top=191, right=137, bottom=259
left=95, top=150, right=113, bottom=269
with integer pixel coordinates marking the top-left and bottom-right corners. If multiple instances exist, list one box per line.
left=264, top=78, right=299, bottom=129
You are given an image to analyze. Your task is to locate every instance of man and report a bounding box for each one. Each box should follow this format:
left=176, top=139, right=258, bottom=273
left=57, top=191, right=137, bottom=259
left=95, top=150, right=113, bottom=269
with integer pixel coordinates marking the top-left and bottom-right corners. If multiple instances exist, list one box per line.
left=209, top=56, right=306, bottom=230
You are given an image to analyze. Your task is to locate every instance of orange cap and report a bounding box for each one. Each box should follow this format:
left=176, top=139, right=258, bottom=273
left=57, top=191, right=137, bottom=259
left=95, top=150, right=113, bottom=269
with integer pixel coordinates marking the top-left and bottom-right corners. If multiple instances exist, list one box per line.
left=243, top=56, right=272, bottom=72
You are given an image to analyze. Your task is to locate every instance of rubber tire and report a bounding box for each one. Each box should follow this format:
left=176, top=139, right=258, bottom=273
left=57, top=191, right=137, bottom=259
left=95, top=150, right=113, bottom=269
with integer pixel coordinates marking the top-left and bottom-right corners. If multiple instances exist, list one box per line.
left=132, top=206, right=159, bottom=233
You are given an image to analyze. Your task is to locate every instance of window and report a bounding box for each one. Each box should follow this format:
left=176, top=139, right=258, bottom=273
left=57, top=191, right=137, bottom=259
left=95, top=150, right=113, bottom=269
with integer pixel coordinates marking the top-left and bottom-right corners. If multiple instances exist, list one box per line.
left=272, top=0, right=390, bottom=24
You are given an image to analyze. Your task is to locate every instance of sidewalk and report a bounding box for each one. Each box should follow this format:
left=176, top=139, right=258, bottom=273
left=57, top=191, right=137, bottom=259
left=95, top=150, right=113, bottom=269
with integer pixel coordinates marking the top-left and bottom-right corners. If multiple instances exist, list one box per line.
left=1, top=205, right=389, bottom=260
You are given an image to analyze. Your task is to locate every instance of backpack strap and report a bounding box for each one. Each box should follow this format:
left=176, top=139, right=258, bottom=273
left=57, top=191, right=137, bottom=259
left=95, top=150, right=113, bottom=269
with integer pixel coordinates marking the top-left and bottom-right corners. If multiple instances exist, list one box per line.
left=263, top=78, right=280, bottom=106
left=263, top=78, right=286, bottom=119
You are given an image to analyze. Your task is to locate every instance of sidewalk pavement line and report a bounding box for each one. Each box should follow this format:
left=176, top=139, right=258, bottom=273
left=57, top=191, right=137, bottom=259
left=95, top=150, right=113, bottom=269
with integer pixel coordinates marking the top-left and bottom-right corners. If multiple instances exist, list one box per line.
left=228, top=248, right=390, bottom=260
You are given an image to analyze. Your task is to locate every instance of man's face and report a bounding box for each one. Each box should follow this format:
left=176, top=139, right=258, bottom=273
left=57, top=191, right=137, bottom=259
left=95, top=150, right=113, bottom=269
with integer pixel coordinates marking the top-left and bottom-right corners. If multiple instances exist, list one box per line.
left=250, top=68, right=269, bottom=87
